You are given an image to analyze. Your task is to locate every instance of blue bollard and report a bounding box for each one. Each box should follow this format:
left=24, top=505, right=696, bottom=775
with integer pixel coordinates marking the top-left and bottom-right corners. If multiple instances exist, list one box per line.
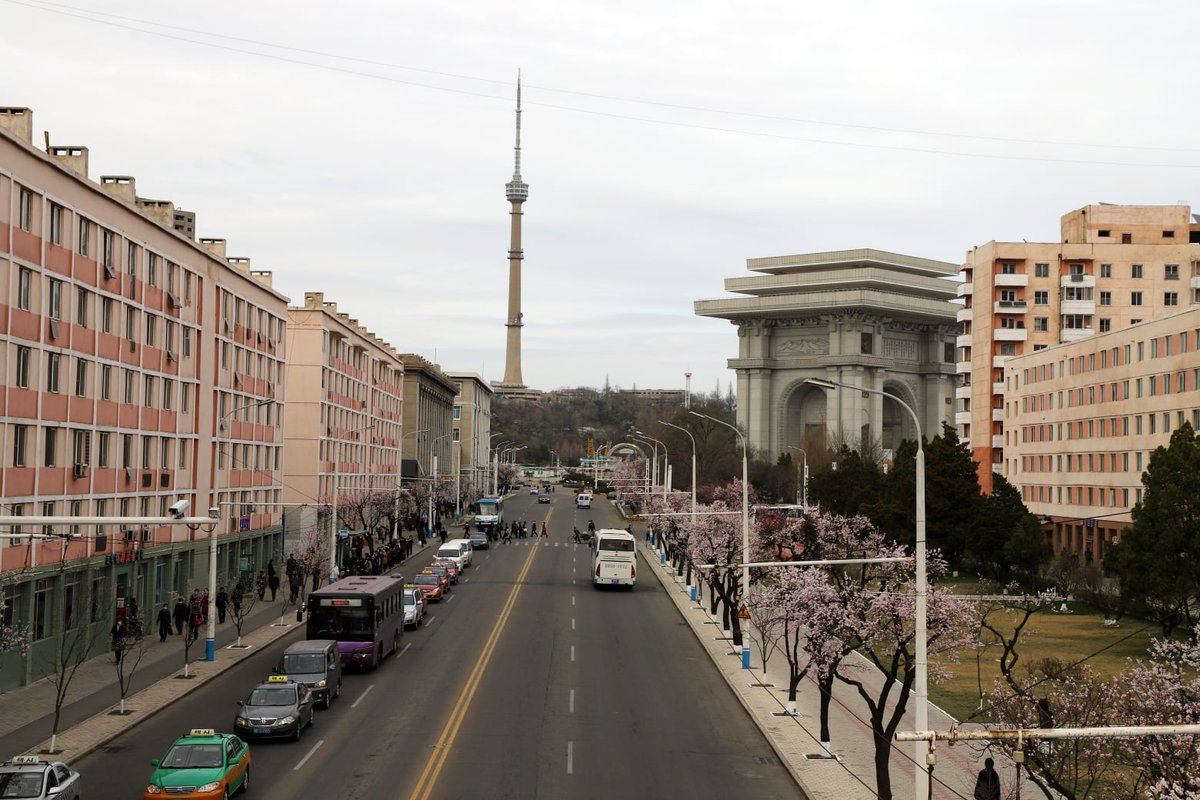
left=742, top=641, right=751, bottom=670
left=659, top=552, right=666, bottom=565
left=689, top=585, right=697, bottom=602
left=205, top=638, right=215, bottom=662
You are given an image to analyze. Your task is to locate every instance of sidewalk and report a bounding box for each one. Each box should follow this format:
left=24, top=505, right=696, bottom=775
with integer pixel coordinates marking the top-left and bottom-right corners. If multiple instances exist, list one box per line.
left=0, top=539, right=434, bottom=762
left=637, top=536, right=1039, bottom=800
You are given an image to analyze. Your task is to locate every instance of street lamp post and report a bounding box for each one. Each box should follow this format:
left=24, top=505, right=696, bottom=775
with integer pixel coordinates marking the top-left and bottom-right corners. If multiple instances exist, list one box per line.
left=329, top=422, right=375, bottom=584
left=208, top=398, right=272, bottom=661
left=787, top=446, right=809, bottom=509
left=429, top=432, right=453, bottom=537
left=636, top=431, right=669, bottom=499
left=804, top=377, right=928, bottom=799
left=688, top=411, right=749, bottom=652
left=659, top=420, right=697, bottom=523
left=393, top=429, right=426, bottom=541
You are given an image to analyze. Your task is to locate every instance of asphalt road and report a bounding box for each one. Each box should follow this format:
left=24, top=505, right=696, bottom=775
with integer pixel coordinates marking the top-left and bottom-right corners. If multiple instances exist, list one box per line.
left=74, top=489, right=802, bottom=799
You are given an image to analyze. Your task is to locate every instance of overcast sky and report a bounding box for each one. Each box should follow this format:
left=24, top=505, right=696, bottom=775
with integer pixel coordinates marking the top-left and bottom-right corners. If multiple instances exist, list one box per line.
left=6, top=0, right=1200, bottom=394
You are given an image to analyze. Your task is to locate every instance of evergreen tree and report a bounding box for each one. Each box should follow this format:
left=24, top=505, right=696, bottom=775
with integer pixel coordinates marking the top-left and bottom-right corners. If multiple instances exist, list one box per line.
left=807, top=445, right=883, bottom=518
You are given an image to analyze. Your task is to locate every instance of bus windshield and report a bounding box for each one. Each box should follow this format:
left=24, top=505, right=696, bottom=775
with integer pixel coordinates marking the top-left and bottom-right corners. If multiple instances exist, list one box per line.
left=307, top=604, right=373, bottom=642
left=598, top=538, right=635, bottom=552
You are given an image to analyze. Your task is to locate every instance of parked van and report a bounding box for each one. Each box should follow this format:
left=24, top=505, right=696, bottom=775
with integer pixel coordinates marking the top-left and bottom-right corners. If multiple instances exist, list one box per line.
left=439, top=539, right=473, bottom=569
left=576, top=492, right=593, bottom=510
left=592, top=529, right=637, bottom=589
left=278, top=639, right=343, bottom=709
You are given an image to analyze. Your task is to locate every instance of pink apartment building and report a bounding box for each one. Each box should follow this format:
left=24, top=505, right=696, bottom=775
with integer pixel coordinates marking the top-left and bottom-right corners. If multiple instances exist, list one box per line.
left=959, top=204, right=1200, bottom=493
left=1004, top=307, right=1200, bottom=559
left=0, top=107, right=287, bottom=688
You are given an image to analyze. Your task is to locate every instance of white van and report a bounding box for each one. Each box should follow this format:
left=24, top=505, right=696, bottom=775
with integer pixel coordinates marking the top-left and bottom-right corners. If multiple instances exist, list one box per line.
left=592, top=529, right=637, bottom=589
left=444, top=539, right=474, bottom=568
left=575, top=492, right=593, bottom=510
left=437, top=540, right=473, bottom=570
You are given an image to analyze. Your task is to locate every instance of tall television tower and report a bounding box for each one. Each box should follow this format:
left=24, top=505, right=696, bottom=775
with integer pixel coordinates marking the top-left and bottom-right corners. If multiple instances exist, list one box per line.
left=500, top=72, right=528, bottom=389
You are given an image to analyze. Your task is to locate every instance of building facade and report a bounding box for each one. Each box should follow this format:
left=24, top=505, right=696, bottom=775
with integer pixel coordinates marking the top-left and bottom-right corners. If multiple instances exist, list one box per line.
left=0, top=107, right=288, bottom=688
left=1004, top=307, right=1200, bottom=561
left=958, top=204, right=1200, bottom=492
left=399, top=355, right=457, bottom=481
left=695, top=249, right=960, bottom=457
left=282, top=293, right=404, bottom=530
left=445, top=372, right=493, bottom=500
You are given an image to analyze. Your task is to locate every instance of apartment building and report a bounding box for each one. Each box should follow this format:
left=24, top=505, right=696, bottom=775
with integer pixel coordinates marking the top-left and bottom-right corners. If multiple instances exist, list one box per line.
left=0, top=107, right=288, bottom=688
left=958, top=204, right=1200, bottom=492
left=399, top=355, right=458, bottom=481
left=282, top=293, right=404, bottom=530
left=445, top=372, right=493, bottom=500
left=1003, top=307, right=1200, bottom=560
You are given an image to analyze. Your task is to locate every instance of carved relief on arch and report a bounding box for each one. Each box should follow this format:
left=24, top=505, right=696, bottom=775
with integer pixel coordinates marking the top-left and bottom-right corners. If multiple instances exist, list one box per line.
left=774, top=336, right=829, bottom=357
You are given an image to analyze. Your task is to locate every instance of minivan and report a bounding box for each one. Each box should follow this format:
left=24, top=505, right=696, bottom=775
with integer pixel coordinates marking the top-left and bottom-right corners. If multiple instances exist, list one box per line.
left=278, top=639, right=343, bottom=709
left=437, top=540, right=473, bottom=570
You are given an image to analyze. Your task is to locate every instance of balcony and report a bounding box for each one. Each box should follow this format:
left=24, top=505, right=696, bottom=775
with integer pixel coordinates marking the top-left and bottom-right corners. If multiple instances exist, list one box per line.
left=992, top=408, right=1005, bottom=422
left=1060, top=327, right=1094, bottom=343
left=956, top=333, right=973, bottom=349
left=993, top=355, right=1011, bottom=369
left=957, top=282, right=973, bottom=297
left=955, top=411, right=972, bottom=427
left=955, top=385, right=972, bottom=400
left=1190, top=275, right=1200, bottom=291
left=993, top=300, right=1028, bottom=315
left=1060, top=274, right=1096, bottom=289
left=992, top=434, right=1005, bottom=450
left=994, top=273, right=1029, bottom=287
left=992, top=381, right=1005, bottom=395
left=957, top=306, right=973, bottom=323
left=956, top=360, right=972, bottom=374
left=993, top=327, right=1028, bottom=342
left=1061, top=299, right=1096, bottom=316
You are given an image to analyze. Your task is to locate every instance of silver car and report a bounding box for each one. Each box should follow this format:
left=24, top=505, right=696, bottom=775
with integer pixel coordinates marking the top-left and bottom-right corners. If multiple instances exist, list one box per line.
left=404, top=588, right=426, bottom=629
left=0, top=756, right=81, bottom=800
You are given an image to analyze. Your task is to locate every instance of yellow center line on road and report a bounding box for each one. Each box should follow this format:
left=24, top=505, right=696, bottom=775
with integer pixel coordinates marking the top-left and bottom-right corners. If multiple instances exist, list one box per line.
left=407, top=541, right=540, bottom=800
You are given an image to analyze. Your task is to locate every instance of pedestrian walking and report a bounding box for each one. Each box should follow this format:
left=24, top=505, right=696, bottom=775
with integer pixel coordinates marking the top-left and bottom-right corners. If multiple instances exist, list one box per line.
left=173, top=598, right=188, bottom=635
left=111, top=620, right=127, bottom=664
left=439, top=526, right=448, bottom=545
left=216, top=587, right=228, bottom=624
left=268, top=572, right=280, bottom=601
left=157, top=604, right=172, bottom=642
left=255, top=571, right=267, bottom=600
left=973, top=757, right=1001, bottom=800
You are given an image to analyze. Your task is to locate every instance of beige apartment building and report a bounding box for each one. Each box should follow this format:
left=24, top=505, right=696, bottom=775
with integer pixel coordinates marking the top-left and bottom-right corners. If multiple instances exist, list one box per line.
left=282, top=293, right=404, bottom=529
left=1003, top=307, right=1200, bottom=561
left=445, top=372, right=493, bottom=499
left=0, top=107, right=288, bottom=688
left=399, top=354, right=457, bottom=482
left=959, top=204, right=1200, bottom=492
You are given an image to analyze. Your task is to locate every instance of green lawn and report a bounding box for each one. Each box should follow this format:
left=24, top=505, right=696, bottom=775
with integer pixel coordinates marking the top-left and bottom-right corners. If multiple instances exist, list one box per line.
left=931, top=601, right=1162, bottom=722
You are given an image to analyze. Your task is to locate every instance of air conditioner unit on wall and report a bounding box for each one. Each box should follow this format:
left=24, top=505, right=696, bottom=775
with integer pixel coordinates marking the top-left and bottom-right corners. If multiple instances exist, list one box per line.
left=73, top=463, right=87, bottom=479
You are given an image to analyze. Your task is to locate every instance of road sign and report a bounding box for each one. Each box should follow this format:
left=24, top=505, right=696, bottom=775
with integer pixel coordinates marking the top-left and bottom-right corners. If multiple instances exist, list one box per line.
left=737, top=604, right=750, bottom=620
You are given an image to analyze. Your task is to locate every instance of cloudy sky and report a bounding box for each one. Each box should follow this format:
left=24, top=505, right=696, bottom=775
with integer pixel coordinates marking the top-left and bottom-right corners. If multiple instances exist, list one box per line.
left=6, top=0, right=1200, bottom=394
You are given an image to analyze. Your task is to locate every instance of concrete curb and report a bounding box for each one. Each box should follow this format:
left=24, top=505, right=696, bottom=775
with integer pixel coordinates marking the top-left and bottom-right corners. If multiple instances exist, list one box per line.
left=639, top=542, right=823, bottom=799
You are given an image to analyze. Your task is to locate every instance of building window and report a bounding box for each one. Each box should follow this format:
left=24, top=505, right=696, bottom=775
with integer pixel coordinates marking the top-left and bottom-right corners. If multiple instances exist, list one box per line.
left=1123, top=233, right=1133, bottom=244
left=98, top=431, right=110, bottom=467
left=1034, top=262, right=1049, bottom=278
left=49, top=204, right=63, bottom=245
left=127, top=243, right=137, bottom=277
left=162, top=379, right=173, bottom=410
left=1099, top=319, right=1111, bottom=333
left=78, top=218, right=90, bottom=256
left=1131, top=263, right=1143, bottom=278
left=100, top=364, right=112, bottom=400
left=1001, top=262, right=1017, bottom=275
left=17, top=268, right=31, bottom=311
left=144, top=376, right=155, bottom=408
left=1099, top=291, right=1111, bottom=306
left=47, top=353, right=61, bottom=393
left=860, top=332, right=873, bottom=355
left=181, top=383, right=191, bottom=413
left=1131, top=291, right=1143, bottom=306
left=183, top=328, right=192, bottom=357
left=44, top=428, right=57, bottom=467
left=1165, top=263, right=1180, bottom=280
left=76, top=288, right=89, bottom=327
left=1165, top=292, right=1179, bottom=307
left=102, top=230, right=114, bottom=270
left=33, top=579, right=53, bottom=641
left=101, top=298, right=113, bottom=333
left=145, top=315, right=157, bottom=347
left=125, top=306, right=137, bottom=340
left=48, top=279, right=63, bottom=320
left=147, top=254, right=158, bottom=286
left=13, top=425, right=28, bottom=467
left=124, top=369, right=135, bottom=403
left=122, top=434, right=133, bottom=468
left=1000, top=289, right=1017, bottom=303
left=72, top=430, right=90, bottom=468
left=74, top=360, right=87, bottom=397
left=1033, top=317, right=1048, bottom=332
left=15, top=346, right=31, bottom=389
left=999, top=343, right=1017, bottom=356
left=1100, top=263, right=1112, bottom=278
left=1034, top=291, right=1049, bottom=305
left=18, top=188, right=33, bottom=231
left=1164, top=230, right=1176, bottom=239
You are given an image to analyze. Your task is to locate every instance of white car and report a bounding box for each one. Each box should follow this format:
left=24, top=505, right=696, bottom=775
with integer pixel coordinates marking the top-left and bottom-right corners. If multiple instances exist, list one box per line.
left=529, top=486, right=540, bottom=494
left=0, top=756, right=82, bottom=800
left=404, top=588, right=426, bottom=629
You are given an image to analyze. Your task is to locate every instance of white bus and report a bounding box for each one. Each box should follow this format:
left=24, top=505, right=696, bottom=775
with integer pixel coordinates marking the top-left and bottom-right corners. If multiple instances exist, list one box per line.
left=475, top=497, right=504, bottom=530
left=592, top=529, right=637, bottom=589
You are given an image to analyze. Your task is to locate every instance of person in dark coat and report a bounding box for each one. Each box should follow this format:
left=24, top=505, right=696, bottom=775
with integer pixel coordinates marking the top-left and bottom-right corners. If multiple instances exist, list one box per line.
left=973, top=757, right=1001, bottom=800
left=156, top=604, right=172, bottom=642
left=111, top=620, right=127, bottom=664
left=172, top=598, right=188, bottom=635
left=215, top=587, right=228, bottom=624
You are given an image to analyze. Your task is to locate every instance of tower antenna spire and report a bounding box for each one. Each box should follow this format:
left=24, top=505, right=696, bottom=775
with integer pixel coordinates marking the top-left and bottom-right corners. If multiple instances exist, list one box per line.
left=501, top=69, right=530, bottom=392
left=512, top=69, right=523, bottom=181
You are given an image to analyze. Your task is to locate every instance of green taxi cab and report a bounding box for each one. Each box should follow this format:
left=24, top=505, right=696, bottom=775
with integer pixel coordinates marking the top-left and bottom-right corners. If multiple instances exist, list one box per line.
left=144, top=729, right=250, bottom=799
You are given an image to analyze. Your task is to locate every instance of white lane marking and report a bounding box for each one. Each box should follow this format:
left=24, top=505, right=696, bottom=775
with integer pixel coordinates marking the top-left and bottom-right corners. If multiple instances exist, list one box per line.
left=571, top=596, right=575, bottom=606
left=396, top=642, right=412, bottom=658
left=445, top=593, right=455, bottom=602
left=351, top=684, right=374, bottom=709
left=570, top=645, right=575, bottom=662
left=294, top=739, right=324, bottom=771
left=424, top=615, right=436, bottom=626
left=571, top=618, right=575, bottom=630
left=567, top=740, right=574, bottom=775
left=569, top=689, right=575, bottom=713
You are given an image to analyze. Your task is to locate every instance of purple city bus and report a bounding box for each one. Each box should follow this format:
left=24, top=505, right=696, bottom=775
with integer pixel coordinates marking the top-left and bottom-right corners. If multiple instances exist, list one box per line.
left=306, top=574, right=406, bottom=669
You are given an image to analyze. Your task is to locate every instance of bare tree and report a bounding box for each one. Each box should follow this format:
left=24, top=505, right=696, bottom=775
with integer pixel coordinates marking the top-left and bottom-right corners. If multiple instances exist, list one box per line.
left=43, top=577, right=106, bottom=753
left=110, top=616, right=152, bottom=714
left=225, top=573, right=258, bottom=648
